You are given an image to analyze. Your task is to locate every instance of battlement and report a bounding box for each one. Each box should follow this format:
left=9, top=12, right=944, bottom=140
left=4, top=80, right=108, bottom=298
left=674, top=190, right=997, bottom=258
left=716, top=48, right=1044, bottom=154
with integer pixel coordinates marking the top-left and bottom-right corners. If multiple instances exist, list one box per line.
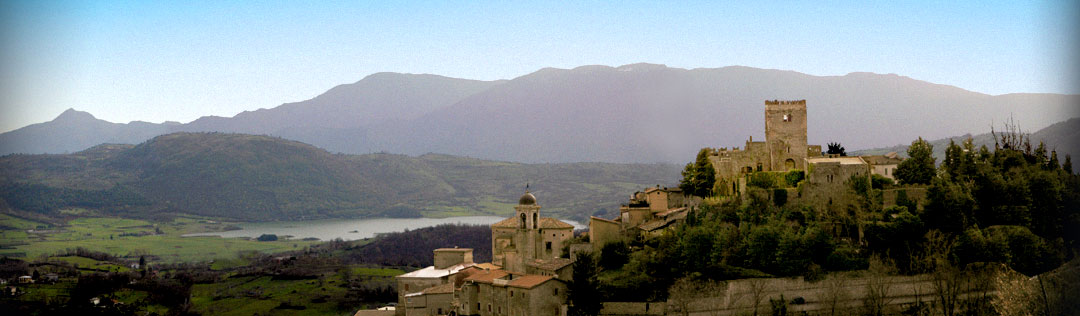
left=765, top=99, right=806, bottom=105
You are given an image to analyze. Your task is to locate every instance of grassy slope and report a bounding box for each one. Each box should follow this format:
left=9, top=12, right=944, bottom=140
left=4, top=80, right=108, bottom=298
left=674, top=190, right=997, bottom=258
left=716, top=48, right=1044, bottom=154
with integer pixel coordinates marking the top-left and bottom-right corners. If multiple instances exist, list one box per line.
left=0, top=132, right=681, bottom=222
left=0, top=215, right=316, bottom=263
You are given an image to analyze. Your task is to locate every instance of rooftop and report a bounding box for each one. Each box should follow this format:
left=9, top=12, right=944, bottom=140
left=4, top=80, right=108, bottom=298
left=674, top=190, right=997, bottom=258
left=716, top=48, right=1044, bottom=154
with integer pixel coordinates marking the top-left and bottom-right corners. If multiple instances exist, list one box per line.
left=491, top=217, right=575, bottom=229
left=507, top=275, right=556, bottom=289
left=807, top=157, right=867, bottom=165
left=526, top=258, right=573, bottom=271
left=396, top=262, right=475, bottom=279
left=463, top=269, right=511, bottom=284
left=434, top=248, right=473, bottom=252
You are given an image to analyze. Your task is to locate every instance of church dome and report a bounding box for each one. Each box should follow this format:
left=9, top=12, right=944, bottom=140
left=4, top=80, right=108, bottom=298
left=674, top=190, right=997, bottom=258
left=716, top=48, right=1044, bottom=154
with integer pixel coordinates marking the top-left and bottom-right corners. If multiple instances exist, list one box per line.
left=518, top=192, right=537, bottom=205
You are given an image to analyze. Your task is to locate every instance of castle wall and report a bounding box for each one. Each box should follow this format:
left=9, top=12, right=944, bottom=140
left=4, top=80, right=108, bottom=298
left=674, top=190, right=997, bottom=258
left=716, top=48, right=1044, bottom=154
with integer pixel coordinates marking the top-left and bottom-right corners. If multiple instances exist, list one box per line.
left=801, top=157, right=871, bottom=218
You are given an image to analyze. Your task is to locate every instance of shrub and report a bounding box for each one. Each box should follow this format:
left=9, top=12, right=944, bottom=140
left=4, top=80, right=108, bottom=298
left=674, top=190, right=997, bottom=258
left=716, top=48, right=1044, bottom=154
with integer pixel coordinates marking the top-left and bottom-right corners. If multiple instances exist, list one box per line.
left=785, top=170, right=805, bottom=186
left=257, top=234, right=279, bottom=242
left=773, top=189, right=788, bottom=207
left=749, top=173, right=776, bottom=189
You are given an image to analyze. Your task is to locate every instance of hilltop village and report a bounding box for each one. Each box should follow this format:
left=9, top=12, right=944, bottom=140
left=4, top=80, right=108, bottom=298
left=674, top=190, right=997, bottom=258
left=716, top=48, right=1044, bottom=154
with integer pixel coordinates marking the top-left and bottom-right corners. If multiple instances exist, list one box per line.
left=390, top=100, right=928, bottom=316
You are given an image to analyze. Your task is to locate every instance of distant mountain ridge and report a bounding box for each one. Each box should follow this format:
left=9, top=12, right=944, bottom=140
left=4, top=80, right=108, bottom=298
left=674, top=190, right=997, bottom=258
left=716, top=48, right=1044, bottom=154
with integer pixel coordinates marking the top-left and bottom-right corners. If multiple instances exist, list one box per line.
left=0, top=133, right=680, bottom=222
left=2, top=64, right=1077, bottom=163
left=852, top=117, right=1080, bottom=165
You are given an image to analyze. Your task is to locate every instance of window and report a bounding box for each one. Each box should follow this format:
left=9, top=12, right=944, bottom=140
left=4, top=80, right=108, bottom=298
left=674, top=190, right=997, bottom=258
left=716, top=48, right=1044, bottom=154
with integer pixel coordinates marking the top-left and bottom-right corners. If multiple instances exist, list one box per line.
left=783, top=114, right=791, bottom=122
left=554, top=288, right=559, bottom=296
left=533, top=213, right=538, bottom=229
left=520, top=213, right=526, bottom=228
left=756, top=163, right=763, bottom=172
left=404, top=284, right=409, bottom=291
left=510, top=291, right=514, bottom=297
left=546, top=242, right=552, bottom=250
left=488, top=304, right=492, bottom=312
left=478, top=303, right=480, bottom=310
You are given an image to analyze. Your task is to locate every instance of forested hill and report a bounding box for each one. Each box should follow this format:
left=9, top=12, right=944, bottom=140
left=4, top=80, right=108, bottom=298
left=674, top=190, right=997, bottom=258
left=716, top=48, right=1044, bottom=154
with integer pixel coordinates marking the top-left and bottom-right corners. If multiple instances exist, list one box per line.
left=0, top=133, right=681, bottom=222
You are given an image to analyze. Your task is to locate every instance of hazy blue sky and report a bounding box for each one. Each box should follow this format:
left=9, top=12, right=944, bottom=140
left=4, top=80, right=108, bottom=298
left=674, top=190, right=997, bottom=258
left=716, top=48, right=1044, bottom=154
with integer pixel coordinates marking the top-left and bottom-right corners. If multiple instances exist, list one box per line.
left=1, top=0, right=1077, bottom=132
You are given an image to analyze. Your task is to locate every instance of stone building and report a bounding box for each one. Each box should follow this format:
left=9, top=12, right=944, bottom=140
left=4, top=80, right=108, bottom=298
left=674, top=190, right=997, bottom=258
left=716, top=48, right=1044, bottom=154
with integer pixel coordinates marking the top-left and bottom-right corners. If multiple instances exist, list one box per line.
left=396, top=191, right=574, bottom=316
left=708, top=100, right=823, bottom=196
left=861, top=152, right=902, bottom=181
left=802, top=156, right=872, bottom=212
left=396, top=249, right=476, bottom=315
left=490, top=192, right=575, bottom=274
left=458, top=270, right=568, bottom=316
left=588, top=186, right=697, bottom=249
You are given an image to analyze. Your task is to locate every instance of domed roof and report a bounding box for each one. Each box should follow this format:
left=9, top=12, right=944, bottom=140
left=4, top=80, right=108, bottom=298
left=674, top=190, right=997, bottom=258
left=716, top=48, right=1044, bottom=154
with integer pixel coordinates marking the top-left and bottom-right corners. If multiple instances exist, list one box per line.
left=518, top=192, right=537, bottom=205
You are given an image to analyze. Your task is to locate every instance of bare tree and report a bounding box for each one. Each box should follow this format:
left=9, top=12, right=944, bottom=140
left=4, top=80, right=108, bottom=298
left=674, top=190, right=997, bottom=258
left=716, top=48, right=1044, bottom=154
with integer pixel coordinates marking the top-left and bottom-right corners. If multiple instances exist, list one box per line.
left=821, top=274, right=849, bottom=316
left=669, top=277, right=729, bottom=316
left=747, top=278, right=771, bottom=316
left=925, top=230, right=964, bottom=316
left=863, top=256, right=896, bottom=316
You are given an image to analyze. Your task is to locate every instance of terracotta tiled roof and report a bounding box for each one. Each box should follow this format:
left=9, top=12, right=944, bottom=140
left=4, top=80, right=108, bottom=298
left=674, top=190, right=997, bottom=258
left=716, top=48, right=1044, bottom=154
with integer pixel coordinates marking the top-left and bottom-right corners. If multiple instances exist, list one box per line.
left=473, top=263, right=501, bottom=270
left=589, top=216, right=618, bottom=224
left=463, top=269, right=510, bottom=284
left=507, top=275, right=555, bottom=289
left=656, top=207, right=687, bottom=218
left=420, top=283, right=455, bottom=295
left=491, top=217, right=517, bottom=228
left=492, top=217, right=574, bottom=229
left=637, top=220, right=670, bottom=232
left=526, top=258, right=573, bottom=271
left=539, top=217, right=574, bottom=229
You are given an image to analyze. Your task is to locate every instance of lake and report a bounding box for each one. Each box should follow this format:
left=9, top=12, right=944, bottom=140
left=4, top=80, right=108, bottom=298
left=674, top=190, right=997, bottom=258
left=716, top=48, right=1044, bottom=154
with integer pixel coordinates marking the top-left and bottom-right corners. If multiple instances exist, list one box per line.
left=183, top=216, right=585, bottom=241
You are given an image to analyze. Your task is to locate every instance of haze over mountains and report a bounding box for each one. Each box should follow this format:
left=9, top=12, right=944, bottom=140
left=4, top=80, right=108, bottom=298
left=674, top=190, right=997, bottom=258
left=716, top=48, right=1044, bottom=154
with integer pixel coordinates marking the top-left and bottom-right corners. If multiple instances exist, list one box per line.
left=2, top=64, right=1077, bottom=163
left=0, top=133, right=680, bottom=222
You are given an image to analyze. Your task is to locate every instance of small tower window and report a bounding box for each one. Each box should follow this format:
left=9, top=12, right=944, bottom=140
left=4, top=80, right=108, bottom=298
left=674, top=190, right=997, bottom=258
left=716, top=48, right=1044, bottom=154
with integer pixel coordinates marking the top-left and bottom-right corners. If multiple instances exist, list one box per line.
left=783, top=114, right=791, bottom=122
left=533, top=213, right=538, bottom=229
left=546, top=241, right=552, bottom=250
left=520, top=213, right=526, bottom=228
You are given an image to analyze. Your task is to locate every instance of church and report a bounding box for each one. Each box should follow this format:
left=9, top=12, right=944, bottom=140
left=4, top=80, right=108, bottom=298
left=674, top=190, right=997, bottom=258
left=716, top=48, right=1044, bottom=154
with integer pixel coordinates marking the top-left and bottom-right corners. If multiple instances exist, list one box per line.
left=396, top=191, right=575, bottom=316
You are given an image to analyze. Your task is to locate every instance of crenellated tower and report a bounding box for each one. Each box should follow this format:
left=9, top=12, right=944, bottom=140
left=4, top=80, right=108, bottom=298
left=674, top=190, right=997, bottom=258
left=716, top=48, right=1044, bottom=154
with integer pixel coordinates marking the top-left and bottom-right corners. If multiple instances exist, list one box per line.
left=764, top=100, right=809, bottom=171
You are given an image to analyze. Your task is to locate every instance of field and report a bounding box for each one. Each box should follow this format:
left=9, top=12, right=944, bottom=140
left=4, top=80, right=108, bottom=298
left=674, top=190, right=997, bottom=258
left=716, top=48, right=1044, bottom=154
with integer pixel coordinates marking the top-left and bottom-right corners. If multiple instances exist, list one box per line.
left=190, top=266, right=403, bottom=316
left=0, top=213, right=318, bottom=263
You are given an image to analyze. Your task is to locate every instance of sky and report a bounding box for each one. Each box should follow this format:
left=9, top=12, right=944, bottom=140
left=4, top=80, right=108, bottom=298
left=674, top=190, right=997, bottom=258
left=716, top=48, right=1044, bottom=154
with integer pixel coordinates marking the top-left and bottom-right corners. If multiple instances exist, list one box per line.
left=0, top=0, right=1077, bottom=133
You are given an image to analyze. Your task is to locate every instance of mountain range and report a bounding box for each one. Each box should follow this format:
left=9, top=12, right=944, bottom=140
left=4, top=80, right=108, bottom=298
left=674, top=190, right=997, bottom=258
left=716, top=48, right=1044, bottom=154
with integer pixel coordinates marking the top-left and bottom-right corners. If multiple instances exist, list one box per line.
left=853, top=117, right=1080, bottom=165
left=1, top=64, right=1078, bottom=163
left=0, top=133, right=680, bottom=222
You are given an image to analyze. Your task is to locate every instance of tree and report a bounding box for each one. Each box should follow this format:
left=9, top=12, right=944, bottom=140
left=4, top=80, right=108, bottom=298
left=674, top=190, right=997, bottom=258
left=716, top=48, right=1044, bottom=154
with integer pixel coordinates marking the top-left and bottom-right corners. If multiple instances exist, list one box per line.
left=680, top=148, right=717, bottom=197
left=895, top=137, right=936, bottom=185
left=568, top=251, right=602, bottom=316
left=1065, top=155, right=1073, bottom=175
left=826, top=142, right=846, bottom=156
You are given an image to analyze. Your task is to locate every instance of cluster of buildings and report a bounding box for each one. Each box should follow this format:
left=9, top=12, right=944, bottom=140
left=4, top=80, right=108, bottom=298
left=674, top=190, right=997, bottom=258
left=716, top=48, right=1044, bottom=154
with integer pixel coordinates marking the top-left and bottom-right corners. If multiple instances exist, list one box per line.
left=394, top=192, right=574, bottom=316
left=389, top=99, right=922, bottom=316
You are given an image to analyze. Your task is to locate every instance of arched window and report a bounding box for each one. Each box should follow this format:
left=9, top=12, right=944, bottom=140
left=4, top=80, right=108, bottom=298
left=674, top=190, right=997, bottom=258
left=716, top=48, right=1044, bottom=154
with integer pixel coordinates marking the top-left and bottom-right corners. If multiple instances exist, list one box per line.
left=533, top=213, right=538, bottom=229
left=520, top=213, right=526, bottom=228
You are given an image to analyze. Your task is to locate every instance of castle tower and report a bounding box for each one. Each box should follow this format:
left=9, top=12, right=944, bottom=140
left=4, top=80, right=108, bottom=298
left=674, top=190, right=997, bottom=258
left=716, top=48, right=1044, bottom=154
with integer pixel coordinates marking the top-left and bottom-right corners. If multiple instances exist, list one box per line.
left=764, top=100, right=809, bottom=171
